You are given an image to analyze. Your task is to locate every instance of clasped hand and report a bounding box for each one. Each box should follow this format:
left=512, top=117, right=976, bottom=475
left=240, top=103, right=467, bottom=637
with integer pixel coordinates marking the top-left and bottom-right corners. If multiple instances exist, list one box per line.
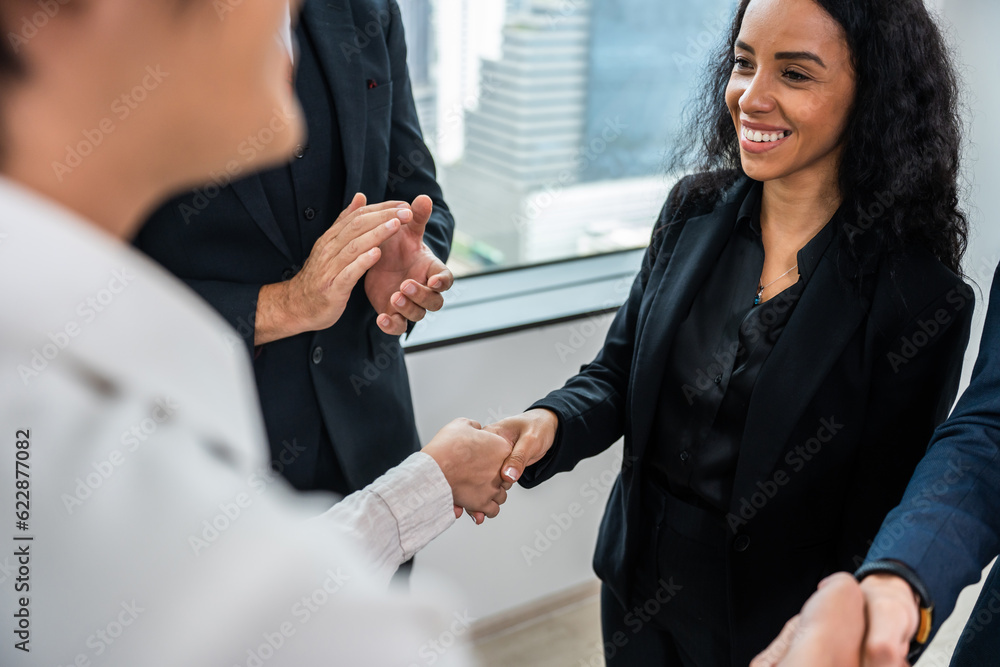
left=422, top=409, right=560, bottom=524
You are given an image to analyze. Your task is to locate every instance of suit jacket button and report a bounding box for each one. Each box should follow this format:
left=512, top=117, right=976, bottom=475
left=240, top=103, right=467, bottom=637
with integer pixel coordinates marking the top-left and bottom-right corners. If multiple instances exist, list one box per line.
left=303, top=207, right=316, bottom=221
left=734, top=535, right=751, bottom=553
left=312, top=347, right=323, bottom=365
left=294, top=144, right=305, bottom=159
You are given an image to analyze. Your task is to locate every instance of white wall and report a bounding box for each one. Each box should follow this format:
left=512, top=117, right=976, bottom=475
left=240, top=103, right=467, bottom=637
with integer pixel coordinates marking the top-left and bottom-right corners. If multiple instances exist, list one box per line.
left=406, top=313, right=620, bottom=621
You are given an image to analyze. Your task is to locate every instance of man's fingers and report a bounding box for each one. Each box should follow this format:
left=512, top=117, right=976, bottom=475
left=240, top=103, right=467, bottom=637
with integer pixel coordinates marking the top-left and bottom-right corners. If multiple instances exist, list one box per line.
left=493, top=486, right=508, bottom=506
left=750, top=615, right=802, bottom=667
left=466, top=509, right=486, bottom=525
left=862, top=614, right=912, bottom=667
left=428, top=266, right=455, bottom=293
left=389, top=291, right=428, bottom=323
left=327, top=199, right=410, bottom=241
left=482, top=501, right=501, bottom=519
left=332, top=248, right=383, bottom=297
left=411, top=194, right=433, bottom=226
left=376, top=312, right=408, bottom=335
left=401, top=280, right=446, bottom=312
left=328, top=217, right=401, bottom=280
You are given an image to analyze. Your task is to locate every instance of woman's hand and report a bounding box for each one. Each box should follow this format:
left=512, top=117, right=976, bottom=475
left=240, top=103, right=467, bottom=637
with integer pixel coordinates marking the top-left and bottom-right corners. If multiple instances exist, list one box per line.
left=487, top=408, right=560, bottom=487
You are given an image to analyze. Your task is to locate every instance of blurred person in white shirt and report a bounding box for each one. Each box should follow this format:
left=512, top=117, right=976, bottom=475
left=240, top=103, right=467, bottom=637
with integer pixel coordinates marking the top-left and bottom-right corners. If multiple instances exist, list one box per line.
left=0, top=1, right=509, bottom=665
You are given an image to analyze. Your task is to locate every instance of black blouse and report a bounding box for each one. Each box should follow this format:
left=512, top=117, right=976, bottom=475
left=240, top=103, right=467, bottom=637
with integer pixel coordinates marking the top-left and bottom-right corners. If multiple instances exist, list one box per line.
left=646, top=182, right=837, bottom=512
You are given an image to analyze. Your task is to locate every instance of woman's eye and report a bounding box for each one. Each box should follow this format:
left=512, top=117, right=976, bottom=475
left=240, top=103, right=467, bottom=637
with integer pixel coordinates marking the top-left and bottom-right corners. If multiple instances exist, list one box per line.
left=784, top=70, right=810, bottom=82
left=733, top=57, right=752, bottom=70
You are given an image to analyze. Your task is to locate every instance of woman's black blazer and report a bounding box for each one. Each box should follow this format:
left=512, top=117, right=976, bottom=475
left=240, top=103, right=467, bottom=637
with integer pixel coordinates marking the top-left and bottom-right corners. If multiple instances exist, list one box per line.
left=521, top=174, right=974, bottom=665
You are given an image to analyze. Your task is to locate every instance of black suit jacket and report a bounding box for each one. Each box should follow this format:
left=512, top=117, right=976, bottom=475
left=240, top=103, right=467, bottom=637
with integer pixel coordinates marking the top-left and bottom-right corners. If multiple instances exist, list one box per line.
left=134, top=0, right=453, bottom=492
left=523, top=175, right=974, bottom=665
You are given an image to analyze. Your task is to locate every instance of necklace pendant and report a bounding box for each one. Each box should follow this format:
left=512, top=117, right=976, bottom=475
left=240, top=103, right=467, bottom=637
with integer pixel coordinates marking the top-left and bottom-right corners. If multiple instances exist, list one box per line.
left=755, top=286, right=763, bottom=306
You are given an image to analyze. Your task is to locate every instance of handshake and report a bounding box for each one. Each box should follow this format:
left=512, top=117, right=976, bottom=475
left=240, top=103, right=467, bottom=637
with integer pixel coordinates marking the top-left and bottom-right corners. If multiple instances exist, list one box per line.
left=420, top=408, right=561, bottom=524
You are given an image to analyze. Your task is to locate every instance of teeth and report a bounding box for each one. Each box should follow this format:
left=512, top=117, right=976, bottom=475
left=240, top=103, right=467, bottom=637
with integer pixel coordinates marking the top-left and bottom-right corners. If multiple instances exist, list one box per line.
left=743, top=127, right=788, bottom=143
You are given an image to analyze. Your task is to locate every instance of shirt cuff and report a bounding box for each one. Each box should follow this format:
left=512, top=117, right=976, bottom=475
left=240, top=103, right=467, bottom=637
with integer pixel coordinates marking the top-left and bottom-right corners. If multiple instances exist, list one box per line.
left=369, top=452, right=456, bottom=560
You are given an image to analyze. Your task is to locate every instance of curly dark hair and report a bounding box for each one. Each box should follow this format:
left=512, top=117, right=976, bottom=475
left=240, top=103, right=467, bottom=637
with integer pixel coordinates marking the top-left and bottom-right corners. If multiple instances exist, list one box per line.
left=669, top=0, right=968, bottom=275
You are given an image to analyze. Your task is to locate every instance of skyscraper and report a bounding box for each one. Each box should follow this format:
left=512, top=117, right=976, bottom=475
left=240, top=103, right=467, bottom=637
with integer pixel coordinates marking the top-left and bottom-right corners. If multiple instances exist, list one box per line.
left=441, top=0, right=736, bottom=271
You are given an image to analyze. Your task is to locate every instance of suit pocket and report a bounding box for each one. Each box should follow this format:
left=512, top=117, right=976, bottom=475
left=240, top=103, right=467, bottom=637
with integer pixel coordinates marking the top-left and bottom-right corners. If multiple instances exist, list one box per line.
left=366, top=81, right=393, bottom=112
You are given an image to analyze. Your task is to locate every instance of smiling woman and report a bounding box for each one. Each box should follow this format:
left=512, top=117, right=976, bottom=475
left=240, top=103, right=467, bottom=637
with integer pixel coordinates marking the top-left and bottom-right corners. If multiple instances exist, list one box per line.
left=485, top=0, right=976, bottom=665
left=672, top=0, right=967, bottom=277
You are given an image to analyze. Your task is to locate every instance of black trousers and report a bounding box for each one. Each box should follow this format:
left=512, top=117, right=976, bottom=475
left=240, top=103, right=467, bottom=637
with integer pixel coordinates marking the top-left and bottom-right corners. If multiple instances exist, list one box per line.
left=600, top=477, right=733, bottom=666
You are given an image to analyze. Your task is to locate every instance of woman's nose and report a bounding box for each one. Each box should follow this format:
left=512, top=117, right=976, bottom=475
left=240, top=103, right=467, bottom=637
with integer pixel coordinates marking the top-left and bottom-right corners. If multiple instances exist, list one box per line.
left=739, top=74, right=777, bottom=115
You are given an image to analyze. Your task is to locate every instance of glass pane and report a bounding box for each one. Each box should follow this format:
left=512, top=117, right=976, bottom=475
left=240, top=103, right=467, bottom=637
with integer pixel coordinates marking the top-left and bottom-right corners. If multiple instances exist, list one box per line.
left=398, top=0, right=737, bottom=276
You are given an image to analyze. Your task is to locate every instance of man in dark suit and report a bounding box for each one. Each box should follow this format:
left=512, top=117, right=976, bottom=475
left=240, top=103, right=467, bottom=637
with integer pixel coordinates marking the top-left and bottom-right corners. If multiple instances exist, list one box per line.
left=135, top=0, right=453, bottom=496
left=754, top=263, right=1000, bottom=667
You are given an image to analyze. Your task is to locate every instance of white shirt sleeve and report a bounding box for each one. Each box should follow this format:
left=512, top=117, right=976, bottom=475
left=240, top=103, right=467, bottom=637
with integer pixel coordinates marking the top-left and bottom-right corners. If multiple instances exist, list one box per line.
left=311, top=452, right=458, bottom=587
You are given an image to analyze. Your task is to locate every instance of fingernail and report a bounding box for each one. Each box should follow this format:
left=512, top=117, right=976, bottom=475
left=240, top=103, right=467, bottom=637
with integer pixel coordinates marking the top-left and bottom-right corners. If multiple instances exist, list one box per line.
left=429, top=278, right=441, bottom=289
left=384, top=219, right=398, bottom=230
left=397, top=210, right=412, bottom=222
left=378, top=315, right=389, bottom=327
left=504, top=467, right=519, bottom=482
left=469, top=514, right=478, bottom=524
left=368, top=248, right=379, bottom=257
left=396, top=202, right=409, bottom=209
left=393, top=294, right=407, bottom=307
left=402, top=283, right=417, bottom=296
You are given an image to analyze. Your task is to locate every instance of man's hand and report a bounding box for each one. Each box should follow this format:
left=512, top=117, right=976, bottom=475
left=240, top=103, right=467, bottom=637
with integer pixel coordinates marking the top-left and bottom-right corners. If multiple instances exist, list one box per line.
left=751, top=572, right=920, bottom=667
left=422, top=418, right=513, bottom=521
left=364, top=194, right=454, bottom=336
left=254, top=194, right=410, bottom=345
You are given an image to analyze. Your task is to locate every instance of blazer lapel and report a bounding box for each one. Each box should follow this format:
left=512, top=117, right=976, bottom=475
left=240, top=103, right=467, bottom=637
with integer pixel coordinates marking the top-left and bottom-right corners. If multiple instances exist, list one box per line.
left=230, top=176, right=294, bottom=263
left=302, top=0, right=367, bottom=208
left=730, top=239, right=874, bottom=507
left=629, top=187, right=749, bottom=461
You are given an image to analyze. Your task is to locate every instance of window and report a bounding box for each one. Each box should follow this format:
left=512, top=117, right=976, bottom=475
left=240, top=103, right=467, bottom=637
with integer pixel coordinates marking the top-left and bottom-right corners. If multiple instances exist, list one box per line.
left=398, top=0, right=736, bottom=277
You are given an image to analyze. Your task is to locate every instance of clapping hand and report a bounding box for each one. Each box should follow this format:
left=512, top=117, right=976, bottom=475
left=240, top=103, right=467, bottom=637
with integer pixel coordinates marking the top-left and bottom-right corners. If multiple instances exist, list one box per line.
left=364, top=194, right=454, bottom=335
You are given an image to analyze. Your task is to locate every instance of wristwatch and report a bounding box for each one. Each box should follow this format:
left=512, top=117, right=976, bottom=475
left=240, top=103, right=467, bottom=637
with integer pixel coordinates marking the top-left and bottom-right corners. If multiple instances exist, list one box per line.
left=855, top=560, right=934, bottom=660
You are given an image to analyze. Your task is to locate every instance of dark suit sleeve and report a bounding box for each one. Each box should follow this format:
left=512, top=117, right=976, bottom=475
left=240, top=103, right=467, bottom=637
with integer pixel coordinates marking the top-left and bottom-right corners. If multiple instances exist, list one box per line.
left=382, top=0, right=454, bottom=264
left=519, top=183, right=690, bottom=488
left=863, top=266, right=1000, bottom=638
left=181, top=278, right=261, bottom=357
left=837, top=280, right=974, bottom=569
